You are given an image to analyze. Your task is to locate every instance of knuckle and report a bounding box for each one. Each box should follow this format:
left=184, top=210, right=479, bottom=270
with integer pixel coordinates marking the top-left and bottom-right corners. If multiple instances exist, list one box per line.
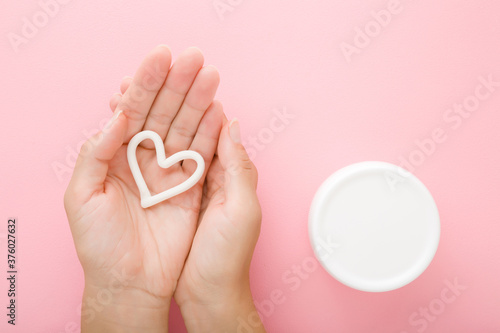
left=119, top=94, right=144, bottom=119
left=172, top=123, right=195, bottom=139
left=148, top=110, right=174, bottom=125
left=80, top=140, right=94, bottom=155
left=240, top=155, right=256, bottom=174
left=78, top=134, right=101, bottom=158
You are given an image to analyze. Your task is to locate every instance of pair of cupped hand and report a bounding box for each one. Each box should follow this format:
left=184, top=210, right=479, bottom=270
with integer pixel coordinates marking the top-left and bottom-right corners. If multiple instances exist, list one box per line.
left=64, top=45, right=265, bottom=332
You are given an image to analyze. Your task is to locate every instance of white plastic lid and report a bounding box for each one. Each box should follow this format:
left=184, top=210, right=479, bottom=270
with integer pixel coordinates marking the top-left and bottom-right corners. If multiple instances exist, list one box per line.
left=309, top=161, right=440, bottom=292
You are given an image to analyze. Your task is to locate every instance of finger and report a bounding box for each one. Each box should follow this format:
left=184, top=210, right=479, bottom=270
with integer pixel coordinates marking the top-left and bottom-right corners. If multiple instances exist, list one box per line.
left=109, top=93, right=122, bottom=112
left=115, top=45, right=172, bottom=142
left=217, top=119, right=259, bottom=219
left=217, top=112, right=229, bottom=156
left=164, top=65, right=220, bottom=154
left=120, top=76, right=133, bottom=94
left=205, top=155, right=224, bottom=198
left=64, top=110, right=127, bottom=209
left=141, top=47, right=204, bottom=149
left=109, top=76, right=131, bottom=112
left=183, top=100, right=224, bottom=181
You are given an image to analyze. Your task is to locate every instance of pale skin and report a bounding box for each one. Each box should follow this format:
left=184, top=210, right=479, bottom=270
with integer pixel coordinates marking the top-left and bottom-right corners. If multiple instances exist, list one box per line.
left=64, top=45, right=266, bottom=332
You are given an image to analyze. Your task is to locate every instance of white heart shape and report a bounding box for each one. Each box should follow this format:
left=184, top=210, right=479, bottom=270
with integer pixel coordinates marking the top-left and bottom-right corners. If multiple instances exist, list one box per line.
left=127, top=130, right=205, bottom=208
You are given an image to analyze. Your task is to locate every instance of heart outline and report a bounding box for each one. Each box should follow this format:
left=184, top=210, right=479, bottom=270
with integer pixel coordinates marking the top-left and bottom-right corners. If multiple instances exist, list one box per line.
left=127, top=130, right=205, bottom=208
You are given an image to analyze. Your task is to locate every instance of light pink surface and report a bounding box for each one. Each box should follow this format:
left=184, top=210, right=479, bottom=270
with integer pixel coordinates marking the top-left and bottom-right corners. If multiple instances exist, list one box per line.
left=1, top=0, right=500, bottom=332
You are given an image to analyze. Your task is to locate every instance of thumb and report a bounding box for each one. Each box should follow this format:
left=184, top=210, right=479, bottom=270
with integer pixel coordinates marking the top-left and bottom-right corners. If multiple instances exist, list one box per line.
left=64, top=110, right=127, bottom=209
left=218, top=119, right=259, bottom=219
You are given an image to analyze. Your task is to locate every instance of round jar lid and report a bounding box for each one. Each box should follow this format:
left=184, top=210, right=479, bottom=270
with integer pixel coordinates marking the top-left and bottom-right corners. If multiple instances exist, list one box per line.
left=309, top=161, right=440, bottom=292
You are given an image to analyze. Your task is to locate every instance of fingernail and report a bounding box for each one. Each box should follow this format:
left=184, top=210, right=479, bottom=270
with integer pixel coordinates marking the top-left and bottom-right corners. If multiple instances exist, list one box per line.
left=104, top=110, right=123, bottom=131
left=229, top=118, right=241, bottom=143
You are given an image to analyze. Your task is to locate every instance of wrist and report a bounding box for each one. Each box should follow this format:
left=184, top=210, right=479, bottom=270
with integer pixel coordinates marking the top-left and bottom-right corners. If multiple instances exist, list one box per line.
left=82, top=279, right=170, bottom=332
left=178, top=282, right=266, bottom=333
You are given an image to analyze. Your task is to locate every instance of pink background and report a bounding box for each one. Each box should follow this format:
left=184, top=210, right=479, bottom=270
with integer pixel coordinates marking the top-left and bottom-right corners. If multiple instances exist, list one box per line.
left=1, top=0, right=500, bottom=332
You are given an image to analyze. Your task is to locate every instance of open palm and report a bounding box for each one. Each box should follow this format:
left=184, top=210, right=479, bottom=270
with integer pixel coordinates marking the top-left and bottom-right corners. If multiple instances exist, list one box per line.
left=114, top=70, right=263, bottom=323
left=174, top=128, right=262, bottom=309
left=64, top=45, right=223, bottom=299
